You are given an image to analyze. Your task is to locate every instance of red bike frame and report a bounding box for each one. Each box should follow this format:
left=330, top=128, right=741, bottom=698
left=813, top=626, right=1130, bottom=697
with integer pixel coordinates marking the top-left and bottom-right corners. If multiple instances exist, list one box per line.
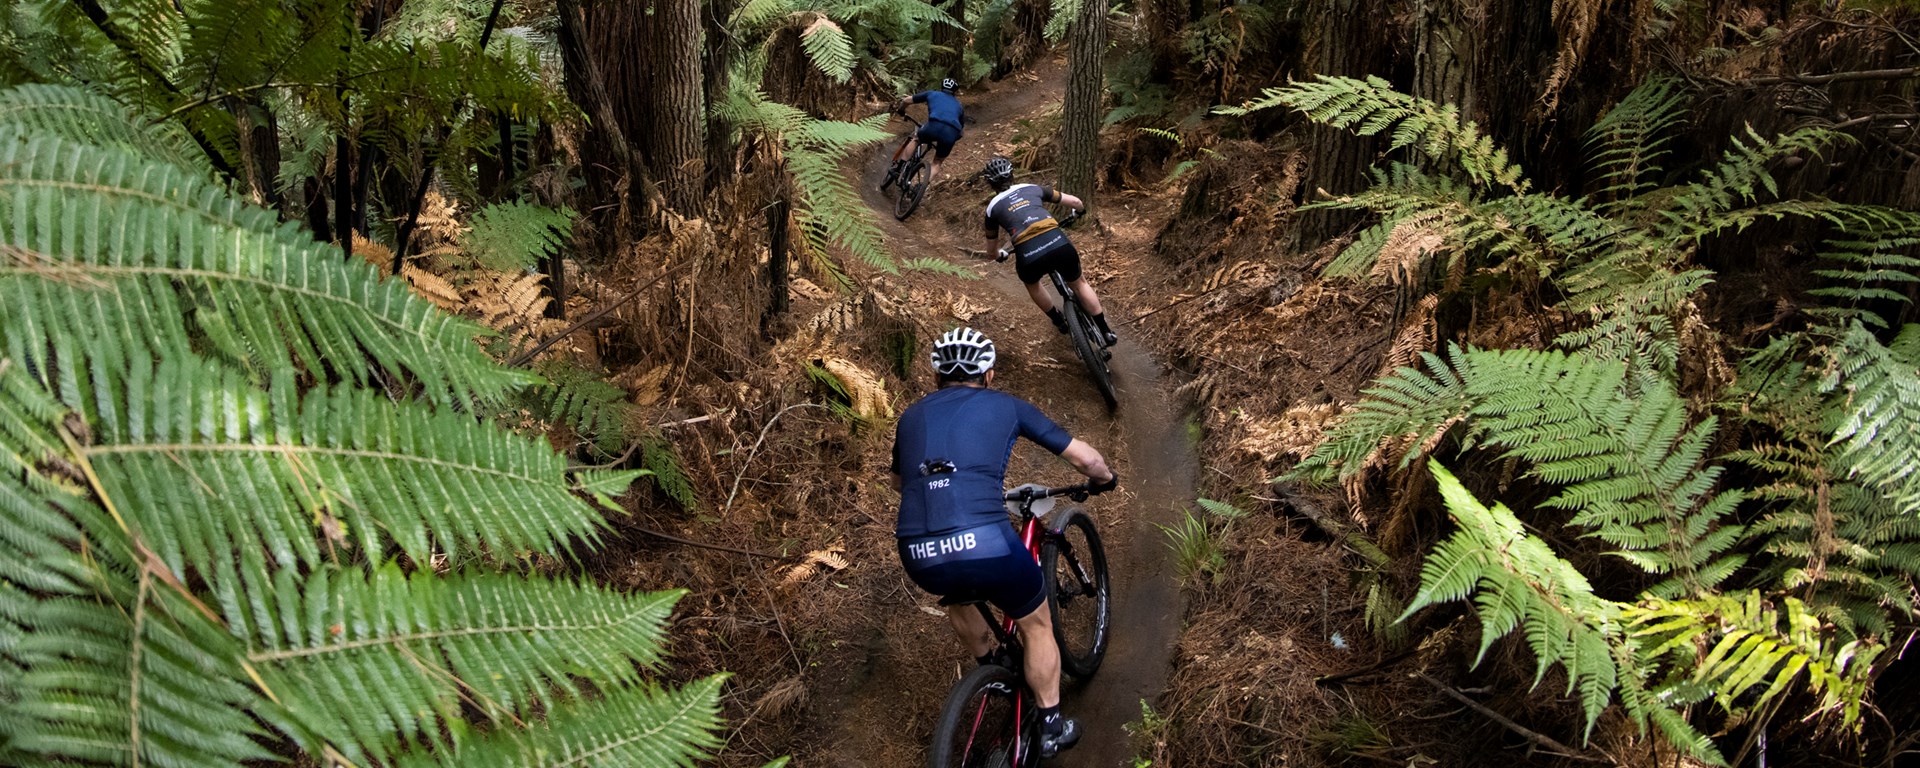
left=957, top=494, right=1055, bottom=766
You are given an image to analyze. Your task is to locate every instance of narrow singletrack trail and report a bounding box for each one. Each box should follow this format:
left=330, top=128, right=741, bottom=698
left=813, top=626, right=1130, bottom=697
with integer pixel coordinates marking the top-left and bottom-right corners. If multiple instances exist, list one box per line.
left=820, top=55, right=1198, bottom=767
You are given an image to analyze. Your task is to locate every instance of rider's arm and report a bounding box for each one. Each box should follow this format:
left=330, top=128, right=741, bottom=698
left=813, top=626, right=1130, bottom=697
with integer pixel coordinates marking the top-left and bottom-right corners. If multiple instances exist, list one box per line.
left=983, top=218, right=1001, bottom=258
left=1057, top=192, right=1086, bottom=212
left=886, top=471, right=901, bottom=491
left=1060, top=439, right=1115, bottom=483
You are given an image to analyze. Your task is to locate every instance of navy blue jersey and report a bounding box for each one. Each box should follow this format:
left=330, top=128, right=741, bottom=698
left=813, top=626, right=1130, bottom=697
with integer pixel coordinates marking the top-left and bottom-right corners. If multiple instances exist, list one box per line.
left=891, top=386, right=1072, bottom=538
left=911, top=90, right=966, bottom=130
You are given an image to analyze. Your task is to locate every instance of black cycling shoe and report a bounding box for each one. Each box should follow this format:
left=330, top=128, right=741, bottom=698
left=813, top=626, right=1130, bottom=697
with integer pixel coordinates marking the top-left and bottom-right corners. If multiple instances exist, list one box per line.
left=880, top=162, right=902, bottom=191
left=1102, top=331, right=1118, bottom=347
left=1046, top=309, right=1069, bottom=335
left=1039, top=717, right=1081, bottom=759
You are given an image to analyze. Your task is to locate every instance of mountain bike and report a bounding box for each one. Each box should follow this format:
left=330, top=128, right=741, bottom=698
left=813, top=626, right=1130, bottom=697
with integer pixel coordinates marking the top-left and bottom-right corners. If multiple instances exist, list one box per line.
left=926, top=482, right=1112, bottom=768
left=998, top=210, right=1119, bottom=410
left=881, top=113, right=933, bottom=221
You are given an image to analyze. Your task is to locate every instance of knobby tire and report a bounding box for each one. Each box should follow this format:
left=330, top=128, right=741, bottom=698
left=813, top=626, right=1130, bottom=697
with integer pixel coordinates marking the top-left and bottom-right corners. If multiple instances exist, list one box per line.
left=928, top=663, right=1029, bottom=768
left=894, top=157, right=930, bottom=220
left=1061, top=291, right=1118, bottom=409
left=1042, top=508, right=1111, bottom=679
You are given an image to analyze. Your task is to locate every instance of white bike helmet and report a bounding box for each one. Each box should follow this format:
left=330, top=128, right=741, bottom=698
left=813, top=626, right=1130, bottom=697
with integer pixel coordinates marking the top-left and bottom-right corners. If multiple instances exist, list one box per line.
left=983, top=156, right=1014, bottom=188
left=941, top=77, right=959, bottom=93
left=931, top=327, right=996, bottom=376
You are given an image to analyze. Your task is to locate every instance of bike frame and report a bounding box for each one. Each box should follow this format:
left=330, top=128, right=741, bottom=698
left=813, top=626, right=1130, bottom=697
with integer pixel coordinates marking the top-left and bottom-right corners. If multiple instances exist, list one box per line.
left=955, top=484, right=1091, bottom=767
left=891, top=114, right=927, bottom=164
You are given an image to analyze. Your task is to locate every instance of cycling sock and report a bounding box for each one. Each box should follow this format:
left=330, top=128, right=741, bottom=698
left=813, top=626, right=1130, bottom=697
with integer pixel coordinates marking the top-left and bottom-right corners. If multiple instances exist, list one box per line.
left=1045, top=307, right=1068, bottom=334
left=1039, top=704, right=1064, bottom=736
left=1092, top=312, right=1114, bottom=337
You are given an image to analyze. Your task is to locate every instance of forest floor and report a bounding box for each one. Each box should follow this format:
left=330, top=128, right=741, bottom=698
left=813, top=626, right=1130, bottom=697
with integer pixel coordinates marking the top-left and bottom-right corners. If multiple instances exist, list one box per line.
left=790, top=53, right=1204, bottom=766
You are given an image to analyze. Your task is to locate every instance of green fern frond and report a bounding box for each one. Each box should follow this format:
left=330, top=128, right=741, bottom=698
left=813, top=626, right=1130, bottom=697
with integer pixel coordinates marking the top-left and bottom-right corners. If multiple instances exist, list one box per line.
left=1585, top=77, right=1688, bottom=208
left=251, top=566, right=683, bottom=763
left=1661, top=126, right=1849, bottom=237
left=70, top=358, right=606, bottom=579
left=640, top=430, right=699, bottom=511
left=899, top=256, right=978, bottom=277
left=1239, top=75, right=1528, bottom=193
left=465, top=200, right=576, bottom=272
left=393, top=675, right=727, bottom=768
left=1821, top=324, right=1920, bottom=515
left=528, top=359, right=637, bottom=457
left=1626, top=593, right=1882, bottom=726
left=0, top=84, right=200, bottom=168
left=800, top=17, right=855, bottom=82
left=0, top=127, right=534, bottom=407
left=732, top=0, right=798, bottom=31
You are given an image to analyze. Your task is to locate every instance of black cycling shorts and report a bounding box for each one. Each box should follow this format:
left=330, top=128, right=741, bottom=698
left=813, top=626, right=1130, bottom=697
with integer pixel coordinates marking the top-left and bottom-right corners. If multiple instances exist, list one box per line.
left=1012, top=229, right=1081, bottom=285
left=916, top=120, right=962, bottom=160
left=898, top=522, right=1046, bottom=619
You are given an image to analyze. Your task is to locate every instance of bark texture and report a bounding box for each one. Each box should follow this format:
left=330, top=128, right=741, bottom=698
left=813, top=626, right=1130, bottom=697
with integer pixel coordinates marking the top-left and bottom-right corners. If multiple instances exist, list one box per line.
left=650, top=0, right=708, bottom=213
left=560, top=0, right=652, bottom=256
left=1061, top=0, right=1109, bottom=202
left=1293, top=0, right=1393, bottom=248
left=932, top=0, right=966, bottom=80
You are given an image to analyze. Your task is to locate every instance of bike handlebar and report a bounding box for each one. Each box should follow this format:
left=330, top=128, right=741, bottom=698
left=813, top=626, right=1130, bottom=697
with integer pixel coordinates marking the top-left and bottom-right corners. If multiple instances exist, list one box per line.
left=1003, top=483, right=1096, bottom=503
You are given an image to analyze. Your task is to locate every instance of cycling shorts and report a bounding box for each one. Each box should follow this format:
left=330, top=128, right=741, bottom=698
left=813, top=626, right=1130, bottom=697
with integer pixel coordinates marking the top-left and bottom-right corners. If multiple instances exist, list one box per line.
left=898, top=522, right=1046, bottom=619
left=915, top=119, right=962, bottom=160
left=1012, top=229, right=1081, bottom=285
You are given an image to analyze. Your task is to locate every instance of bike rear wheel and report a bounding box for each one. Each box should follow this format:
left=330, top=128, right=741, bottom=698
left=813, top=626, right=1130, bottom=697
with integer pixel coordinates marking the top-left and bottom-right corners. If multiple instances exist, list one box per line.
left=894, top=156, right=931, bottom=220
left=1042, top=508, right=1111, bottom=679
left=1061, top=294, right=1118, bottom=409
left=928, top=663, right=1032, bottom=768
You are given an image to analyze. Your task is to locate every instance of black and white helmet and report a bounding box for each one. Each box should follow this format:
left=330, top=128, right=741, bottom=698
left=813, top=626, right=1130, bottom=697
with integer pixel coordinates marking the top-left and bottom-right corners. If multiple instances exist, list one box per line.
left=983, top=156, right=1014, bottom=187
left=931, top=327, right=996, bottom=376
left=941, top=77, right=959, bottom=93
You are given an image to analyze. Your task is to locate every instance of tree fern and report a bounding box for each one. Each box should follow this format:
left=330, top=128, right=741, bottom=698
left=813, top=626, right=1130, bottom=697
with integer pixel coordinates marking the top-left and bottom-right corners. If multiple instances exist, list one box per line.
left=800, top=16, right=856, bottom=82
left=731, top=87, right=897, bottom=271
left=0, top=67, right=727, bottom=767
left=392, top=676, right=728, bottom=768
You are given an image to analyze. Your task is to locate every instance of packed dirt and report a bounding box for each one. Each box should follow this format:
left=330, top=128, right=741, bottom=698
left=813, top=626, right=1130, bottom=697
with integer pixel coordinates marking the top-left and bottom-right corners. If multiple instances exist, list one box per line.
left=789, top=54, right=1202, bottom=767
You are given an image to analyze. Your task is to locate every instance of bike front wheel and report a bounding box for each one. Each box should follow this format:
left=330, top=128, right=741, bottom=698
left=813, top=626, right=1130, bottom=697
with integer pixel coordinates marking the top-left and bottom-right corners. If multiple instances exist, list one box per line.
left=1042, top=508, right=1111, bottom=679
left=928, top=663, right=1031, bottom=768
left=894, top=158, right=931, bottom=220
left=1061, top=296, right=1118, bottom=409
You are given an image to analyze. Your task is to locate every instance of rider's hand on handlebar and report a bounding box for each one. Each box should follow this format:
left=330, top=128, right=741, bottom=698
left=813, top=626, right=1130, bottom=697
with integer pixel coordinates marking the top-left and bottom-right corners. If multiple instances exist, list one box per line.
left=1088, top=472, right=1118, bottom=495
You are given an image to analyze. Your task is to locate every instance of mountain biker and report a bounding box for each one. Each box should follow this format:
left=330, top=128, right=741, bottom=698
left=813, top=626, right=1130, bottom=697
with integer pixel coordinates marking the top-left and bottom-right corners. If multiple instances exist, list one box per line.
left=888, top=327, right=1119, bottom=759
left=884, top=77, right=965, bottom=190
left=980, top=156, right=1118, bottom=345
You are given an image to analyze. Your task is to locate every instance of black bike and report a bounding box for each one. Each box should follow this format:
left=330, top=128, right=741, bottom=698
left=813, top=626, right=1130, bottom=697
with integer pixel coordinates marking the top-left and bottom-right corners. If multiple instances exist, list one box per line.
left=881, top=113, right=933, bottom=221
left=926, top=482, right=1112, bottom=768
left=999, top=210, right=1118, bottom=409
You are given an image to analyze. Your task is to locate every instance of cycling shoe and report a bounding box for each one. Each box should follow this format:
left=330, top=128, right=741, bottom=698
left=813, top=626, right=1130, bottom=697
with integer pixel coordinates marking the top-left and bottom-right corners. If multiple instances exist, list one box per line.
left=1039, top=717, right=1081, bottom=759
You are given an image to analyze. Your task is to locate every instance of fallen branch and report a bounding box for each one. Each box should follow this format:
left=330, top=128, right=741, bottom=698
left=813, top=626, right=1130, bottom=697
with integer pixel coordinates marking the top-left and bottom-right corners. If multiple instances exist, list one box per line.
left=1736, top=66, right=1920, bottom=87
left=1315, top=649, right=1418, bottom=687
left=1413, top=672, right=1606, bottom=763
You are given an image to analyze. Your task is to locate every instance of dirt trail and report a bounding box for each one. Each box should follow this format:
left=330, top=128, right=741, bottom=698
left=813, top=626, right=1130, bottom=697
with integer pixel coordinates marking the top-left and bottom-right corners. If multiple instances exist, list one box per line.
left=819, top=56, right=1198, bottom=766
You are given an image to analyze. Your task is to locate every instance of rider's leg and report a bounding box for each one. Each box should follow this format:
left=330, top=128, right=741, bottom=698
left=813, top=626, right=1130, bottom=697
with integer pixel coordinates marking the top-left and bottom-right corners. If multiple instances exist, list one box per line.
left=1012, top=604, right=1063, bottom=708
left=1024, top=280, right=1056, bottom=315
left=1068, top=278, right=1105, bottom=317
left=945, top=604, right=996, bottom=658
left=927, top=156, right=944, bottom=185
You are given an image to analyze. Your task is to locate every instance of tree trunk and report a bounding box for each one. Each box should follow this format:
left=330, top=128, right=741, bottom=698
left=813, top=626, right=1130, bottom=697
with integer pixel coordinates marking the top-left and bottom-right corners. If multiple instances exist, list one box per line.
left=704, top=0, right=740, bottom=190
left=932, top=0, right=966, bottom=80
left=765, top=195, right=791, bottom=328
left=1293, top=0, right=1393, bottom=248
left=560, top=0, right=653, bottom=256
left=237, top=98, right=283, bottom=212
left=650, top=0, right=707, bottom=214
left=1061, top=0, right=1108, bottom=202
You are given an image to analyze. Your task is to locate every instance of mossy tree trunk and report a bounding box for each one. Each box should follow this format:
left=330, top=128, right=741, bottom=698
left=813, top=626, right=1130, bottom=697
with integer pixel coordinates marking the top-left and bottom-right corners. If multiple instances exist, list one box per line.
left=650, top=0, right=708, bottom=214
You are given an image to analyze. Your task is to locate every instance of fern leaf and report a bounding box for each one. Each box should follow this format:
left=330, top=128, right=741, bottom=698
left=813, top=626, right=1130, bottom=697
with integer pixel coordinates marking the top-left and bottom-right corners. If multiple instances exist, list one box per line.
left=0, top=84, right=199, bottom=169
left=393, top=676, right=726, bottom=768
left=465, top=200, right=576, bottom=272
left=0, top=127, right=533, bottom=407
left=800, top=16, right=855, bottom=82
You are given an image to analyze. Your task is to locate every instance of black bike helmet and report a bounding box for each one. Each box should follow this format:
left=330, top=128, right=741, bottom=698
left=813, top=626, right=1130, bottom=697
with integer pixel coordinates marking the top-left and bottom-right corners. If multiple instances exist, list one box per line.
left=941, top=77, right=959, bottom=93
left=983, top=156, right=1014, bottom=189
left=931, top=327, right=997, bottom=376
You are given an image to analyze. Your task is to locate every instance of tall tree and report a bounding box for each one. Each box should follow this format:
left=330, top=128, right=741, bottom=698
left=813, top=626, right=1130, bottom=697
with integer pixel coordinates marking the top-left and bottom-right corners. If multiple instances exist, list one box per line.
left=1061, top=0, right=1108, bottom=202
left=651, top=0, right=708, bottom=213
left=932, top=0, right=965, bottom=79
left=1292, top=0, right=1393, bottom=247
left=561, top=0, right=654, bottom=254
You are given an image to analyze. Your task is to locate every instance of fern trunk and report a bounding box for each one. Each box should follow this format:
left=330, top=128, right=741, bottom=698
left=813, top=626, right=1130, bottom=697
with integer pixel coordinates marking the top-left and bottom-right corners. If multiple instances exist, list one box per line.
left=1061, top=0, right=1108, bottom=202
left=560, top=0, right=652, bottom=256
